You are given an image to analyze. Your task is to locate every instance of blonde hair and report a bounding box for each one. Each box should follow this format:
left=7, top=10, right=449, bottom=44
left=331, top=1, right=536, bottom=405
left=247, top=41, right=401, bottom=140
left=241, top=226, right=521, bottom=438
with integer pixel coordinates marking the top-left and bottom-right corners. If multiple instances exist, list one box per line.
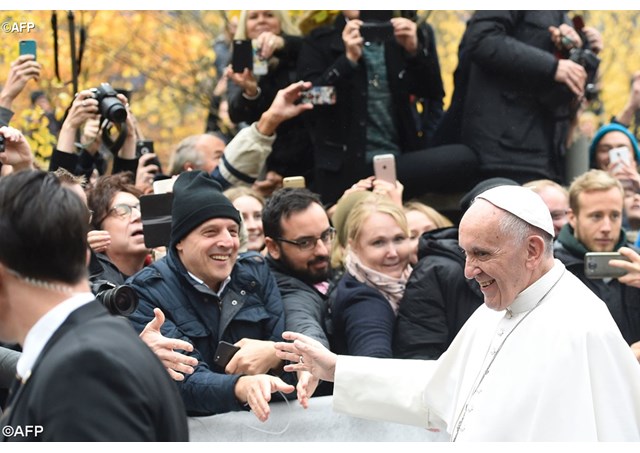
left=568, top=169, right=623, bottom=215
left=332, top=195, right=408, bottom=268
left=234, top=10, right=299, bottom=39
left=223, top=186, right=265, bottom=206
left=523, top=179, right=569, bottom=198
left=402, top=201, right=453, bottom=230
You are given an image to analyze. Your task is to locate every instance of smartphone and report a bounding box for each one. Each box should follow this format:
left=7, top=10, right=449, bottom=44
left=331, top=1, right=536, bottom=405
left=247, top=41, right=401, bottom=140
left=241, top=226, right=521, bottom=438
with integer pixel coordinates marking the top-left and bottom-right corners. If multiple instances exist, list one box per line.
left=360, top=23, right=395, bottom=43
left=136, top=140, right=162, bottom=173
left=609, top=146, right=631, bottom=167
left=373, top=153, right=397, bottom=185
left=213, top=341, right=240, bottom=368
left=19, top=39, right=37, bottom=60
left=584, top=252, right=630, bottom=279
left=282, top=176, right=306, bottom=188
left=300, top=86, right=336, bottom=105
left=232, top=39, right=253, bottom=73
left=153, top=178, right=175, bottom=194
left=252, top=41, right=268, bottom=76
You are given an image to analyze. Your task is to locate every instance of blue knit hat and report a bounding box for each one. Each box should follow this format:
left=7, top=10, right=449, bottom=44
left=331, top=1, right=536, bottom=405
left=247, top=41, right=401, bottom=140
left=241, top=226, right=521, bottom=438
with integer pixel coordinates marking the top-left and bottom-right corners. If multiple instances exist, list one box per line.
left=589, top=123, right=640, bottom=168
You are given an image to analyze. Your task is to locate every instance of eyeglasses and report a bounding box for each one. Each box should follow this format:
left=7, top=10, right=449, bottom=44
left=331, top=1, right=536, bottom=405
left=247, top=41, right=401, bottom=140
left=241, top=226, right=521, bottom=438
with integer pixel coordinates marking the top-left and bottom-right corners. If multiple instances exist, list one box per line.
left=109, top=203, right=141, bottom=219
left=276, top=227, right=336, bottom=251
left=94, top=203, right=140, bottom=228
left=550, top=210, right=568, bottom=221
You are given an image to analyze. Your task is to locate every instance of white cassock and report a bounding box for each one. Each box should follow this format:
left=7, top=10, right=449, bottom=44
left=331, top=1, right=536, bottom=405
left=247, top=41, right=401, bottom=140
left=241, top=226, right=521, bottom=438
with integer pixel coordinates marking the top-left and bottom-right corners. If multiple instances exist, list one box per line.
left=333, top=260, right=640, bottom=441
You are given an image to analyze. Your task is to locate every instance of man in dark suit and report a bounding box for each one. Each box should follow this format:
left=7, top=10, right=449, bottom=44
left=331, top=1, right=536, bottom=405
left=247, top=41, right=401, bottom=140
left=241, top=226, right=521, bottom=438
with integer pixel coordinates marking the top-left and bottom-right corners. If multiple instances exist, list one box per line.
left=0, top=166, right=188, bottom=441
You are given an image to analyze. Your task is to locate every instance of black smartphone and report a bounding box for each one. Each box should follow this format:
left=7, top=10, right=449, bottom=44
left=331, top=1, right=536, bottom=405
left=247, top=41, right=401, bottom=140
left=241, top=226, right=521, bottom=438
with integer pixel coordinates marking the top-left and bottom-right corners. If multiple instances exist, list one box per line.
left=19, top=39, right=37, bottom=60
left=213, top=341, right=240, bottom=368
left=360, top=23, right=395, bottom=43
left=584, top=252, right=630, bottom=279
left=136, top=140, right=162, bottom=173
left=232, top=39, right=253, bottom=73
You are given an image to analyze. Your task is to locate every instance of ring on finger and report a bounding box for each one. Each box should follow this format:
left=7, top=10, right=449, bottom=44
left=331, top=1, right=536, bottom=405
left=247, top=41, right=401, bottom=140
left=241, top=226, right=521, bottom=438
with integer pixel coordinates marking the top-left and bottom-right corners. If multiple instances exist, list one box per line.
left=299, top=355, right=304, bottom=365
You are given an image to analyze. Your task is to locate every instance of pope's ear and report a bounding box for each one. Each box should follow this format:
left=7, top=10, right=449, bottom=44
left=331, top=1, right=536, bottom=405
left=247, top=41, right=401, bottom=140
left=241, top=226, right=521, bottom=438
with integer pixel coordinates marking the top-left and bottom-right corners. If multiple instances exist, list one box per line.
left=526, top=234, right=546, bottom=266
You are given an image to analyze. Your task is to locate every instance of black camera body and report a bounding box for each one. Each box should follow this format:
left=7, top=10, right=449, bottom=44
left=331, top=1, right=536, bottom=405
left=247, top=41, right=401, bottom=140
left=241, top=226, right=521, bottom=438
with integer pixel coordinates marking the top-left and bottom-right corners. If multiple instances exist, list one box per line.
left=91, top=280, right=139, bottom=317
left=91, top=83, right=127, bottom=123
left=568, top=47, right=601, bottom=101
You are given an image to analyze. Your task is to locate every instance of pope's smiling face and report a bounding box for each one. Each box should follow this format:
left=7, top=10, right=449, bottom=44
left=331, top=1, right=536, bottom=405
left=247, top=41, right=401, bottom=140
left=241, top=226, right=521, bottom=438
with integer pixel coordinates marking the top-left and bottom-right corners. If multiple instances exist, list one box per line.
left=459, top=200, right=532, bottom=311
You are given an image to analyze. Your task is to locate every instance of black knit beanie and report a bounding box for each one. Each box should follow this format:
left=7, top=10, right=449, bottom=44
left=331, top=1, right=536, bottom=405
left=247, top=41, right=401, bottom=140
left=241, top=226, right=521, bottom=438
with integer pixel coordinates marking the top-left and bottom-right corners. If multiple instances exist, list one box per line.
left=459, top=177, right=519, bottom=212
left=170, top=171, right=241, bottom=246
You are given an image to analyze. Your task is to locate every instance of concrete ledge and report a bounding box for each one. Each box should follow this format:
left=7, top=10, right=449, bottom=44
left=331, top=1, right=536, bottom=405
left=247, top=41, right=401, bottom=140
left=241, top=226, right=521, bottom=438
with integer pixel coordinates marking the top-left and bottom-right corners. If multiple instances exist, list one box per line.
left=188, top=395, right=448, bottom=442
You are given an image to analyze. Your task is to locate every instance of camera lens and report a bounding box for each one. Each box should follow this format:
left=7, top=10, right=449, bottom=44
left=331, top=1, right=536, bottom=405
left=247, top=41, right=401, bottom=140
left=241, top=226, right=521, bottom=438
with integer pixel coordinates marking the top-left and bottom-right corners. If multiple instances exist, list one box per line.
left=98, top=285, right=139, bottom=316
left=100, top=97, right=128, bottom=123
left=587, top=261, right=597, bottom=271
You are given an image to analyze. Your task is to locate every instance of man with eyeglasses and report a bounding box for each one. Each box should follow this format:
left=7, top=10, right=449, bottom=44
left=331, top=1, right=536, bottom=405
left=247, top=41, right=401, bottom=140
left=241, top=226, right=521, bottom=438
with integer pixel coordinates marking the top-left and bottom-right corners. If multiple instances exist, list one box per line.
left=262, top=188, right=337, bottom=408
left=127, top=171, right=294, bottom=421
left=87, top=172, right=149, bottom=285
left=554, top=169, right=640, bottom=360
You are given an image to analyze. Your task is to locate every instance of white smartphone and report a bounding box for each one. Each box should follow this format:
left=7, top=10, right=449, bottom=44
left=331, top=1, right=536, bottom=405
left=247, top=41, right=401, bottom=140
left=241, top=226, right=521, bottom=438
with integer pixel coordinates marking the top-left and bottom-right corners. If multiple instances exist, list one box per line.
left=153, top=178, right=175, bottom=194
left=609, top=146, right=631, bottom=167
left=373, top=154, right=397, bottom=185
left=282, top=176, right=306, bottom=188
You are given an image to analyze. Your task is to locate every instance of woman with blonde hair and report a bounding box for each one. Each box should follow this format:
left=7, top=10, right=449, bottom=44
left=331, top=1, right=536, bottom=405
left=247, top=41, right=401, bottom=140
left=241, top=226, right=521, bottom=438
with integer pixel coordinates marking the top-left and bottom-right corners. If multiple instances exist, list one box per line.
left=331, top=195, right=412, bottom=358
left=225, top=11, right=310, bottom=194
left=403, top=200, right=453, bottom=264
left=223, top=186, right=265, bottom=253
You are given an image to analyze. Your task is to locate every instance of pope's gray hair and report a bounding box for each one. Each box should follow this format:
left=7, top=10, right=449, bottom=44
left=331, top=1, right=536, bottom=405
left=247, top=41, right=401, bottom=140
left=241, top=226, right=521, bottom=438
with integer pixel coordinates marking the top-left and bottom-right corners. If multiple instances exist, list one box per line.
left=498, top=211, right=554, bottom=258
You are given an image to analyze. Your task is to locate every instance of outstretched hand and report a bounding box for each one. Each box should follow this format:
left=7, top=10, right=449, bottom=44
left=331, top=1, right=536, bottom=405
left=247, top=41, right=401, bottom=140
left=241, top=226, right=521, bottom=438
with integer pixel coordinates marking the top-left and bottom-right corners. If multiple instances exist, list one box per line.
left=139, top=307, right=198, bottom=381
left=274, top=331, right=337, bottom=383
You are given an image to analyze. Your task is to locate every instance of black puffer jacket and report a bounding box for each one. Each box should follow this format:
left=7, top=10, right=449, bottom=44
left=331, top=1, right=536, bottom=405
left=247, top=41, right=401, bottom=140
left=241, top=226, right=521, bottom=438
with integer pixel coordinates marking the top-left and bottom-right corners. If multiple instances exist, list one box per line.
left=393, top=227, right=483, bottom=359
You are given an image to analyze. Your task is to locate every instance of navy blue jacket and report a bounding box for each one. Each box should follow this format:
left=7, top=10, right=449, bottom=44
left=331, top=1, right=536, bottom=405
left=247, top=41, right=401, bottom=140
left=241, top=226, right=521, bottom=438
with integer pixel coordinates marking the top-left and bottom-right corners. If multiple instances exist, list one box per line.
left=127, top=248, right=285, bottom=416
left=330, top=273, right=395, bottom=358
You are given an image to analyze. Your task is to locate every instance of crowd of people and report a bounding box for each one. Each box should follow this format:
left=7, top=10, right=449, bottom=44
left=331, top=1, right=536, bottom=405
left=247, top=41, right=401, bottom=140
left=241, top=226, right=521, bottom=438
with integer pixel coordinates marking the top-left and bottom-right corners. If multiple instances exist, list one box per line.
left=1, top=9, right=640, bottom=442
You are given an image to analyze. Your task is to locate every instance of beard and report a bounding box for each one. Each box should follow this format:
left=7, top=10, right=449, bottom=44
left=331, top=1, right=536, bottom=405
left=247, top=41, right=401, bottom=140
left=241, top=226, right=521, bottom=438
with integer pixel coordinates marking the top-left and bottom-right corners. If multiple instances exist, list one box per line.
left=279, top=251, right=331, bottom=285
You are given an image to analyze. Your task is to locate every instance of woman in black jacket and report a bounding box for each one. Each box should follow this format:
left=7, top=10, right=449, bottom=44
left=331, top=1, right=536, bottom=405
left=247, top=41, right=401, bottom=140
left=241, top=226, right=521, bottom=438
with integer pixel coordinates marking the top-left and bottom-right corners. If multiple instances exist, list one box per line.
left=331, top=195, right=412, bottom=358
left=225, top=11, right=311, bottom=192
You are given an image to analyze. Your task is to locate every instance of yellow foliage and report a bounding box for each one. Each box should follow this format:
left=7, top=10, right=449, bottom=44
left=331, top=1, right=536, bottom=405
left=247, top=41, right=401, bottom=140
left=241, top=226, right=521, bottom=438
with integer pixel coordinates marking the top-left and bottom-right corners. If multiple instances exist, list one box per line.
left=1, top=10, right=640, bottom=169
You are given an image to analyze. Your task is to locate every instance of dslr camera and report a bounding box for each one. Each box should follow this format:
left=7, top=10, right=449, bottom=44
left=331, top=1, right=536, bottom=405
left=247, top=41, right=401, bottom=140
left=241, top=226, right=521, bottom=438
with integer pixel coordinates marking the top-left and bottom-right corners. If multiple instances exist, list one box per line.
left=91, top=280, right=139, bottom=316
left=91, top=83, right=128, bottom=123
left=568, top=47, right=600, bottom=101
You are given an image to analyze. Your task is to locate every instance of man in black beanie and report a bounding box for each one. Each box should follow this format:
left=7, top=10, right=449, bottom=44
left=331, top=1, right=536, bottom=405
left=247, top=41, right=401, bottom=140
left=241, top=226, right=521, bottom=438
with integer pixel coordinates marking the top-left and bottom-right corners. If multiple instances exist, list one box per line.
left=127, top=171, right=294, bottom=422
